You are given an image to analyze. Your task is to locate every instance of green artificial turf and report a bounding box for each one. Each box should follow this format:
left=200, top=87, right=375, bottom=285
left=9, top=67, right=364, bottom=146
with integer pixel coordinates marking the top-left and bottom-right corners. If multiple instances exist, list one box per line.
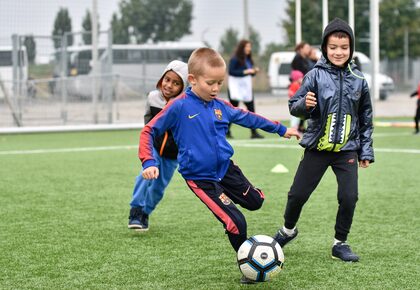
left=0, top=124, right=419, bottom=289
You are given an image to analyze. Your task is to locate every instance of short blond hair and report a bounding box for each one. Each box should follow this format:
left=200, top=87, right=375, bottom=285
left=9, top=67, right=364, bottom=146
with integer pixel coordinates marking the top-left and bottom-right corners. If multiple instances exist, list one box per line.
left=188, top=47, right=226, bottom=76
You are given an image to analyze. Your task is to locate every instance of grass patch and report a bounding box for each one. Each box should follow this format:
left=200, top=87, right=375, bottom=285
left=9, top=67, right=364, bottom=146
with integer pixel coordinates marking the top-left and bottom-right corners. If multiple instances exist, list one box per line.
left=0, top=125, right=419, bottom=289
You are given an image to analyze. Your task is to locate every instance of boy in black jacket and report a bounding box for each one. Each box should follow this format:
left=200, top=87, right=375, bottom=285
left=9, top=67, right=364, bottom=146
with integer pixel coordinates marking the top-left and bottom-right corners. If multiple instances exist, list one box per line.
left=273, top=18, right=374, bottom=262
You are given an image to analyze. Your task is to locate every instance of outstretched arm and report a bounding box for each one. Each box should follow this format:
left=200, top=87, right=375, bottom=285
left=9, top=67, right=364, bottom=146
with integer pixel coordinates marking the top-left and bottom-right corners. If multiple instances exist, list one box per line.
left=225, top=101, right=300, bottom=140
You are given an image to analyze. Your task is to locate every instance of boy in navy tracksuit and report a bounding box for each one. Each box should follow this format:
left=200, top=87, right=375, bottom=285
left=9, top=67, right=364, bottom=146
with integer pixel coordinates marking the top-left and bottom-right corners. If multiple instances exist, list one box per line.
left=128, top=60, right=188, bottom=231
left=139, top=48, right=299, bottom=281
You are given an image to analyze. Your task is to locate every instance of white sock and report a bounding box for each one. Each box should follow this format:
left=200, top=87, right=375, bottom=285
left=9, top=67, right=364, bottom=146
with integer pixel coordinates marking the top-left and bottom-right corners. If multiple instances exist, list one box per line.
left=333, top=238, right=345, bottom=246
left=282, top=226, right=296, bottom=236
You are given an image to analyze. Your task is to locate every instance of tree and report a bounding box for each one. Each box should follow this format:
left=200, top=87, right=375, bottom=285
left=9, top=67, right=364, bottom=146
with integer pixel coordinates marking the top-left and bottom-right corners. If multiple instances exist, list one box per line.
left=282, top=0, right=420, bottom=59
left=111, top=0, right=193, bottom=44
left=219, top=28, right=239, bottom=56
left=82, top=10, right=100, bottom=45
left=249, top=26, right=261, bottom=56
left=379, top=0, right=420, bottom=59
left=23, top=35, right=36, bottom=64
left=111, top=13, right=128, bottom=44
left=52, top=7, right=73, bottom=49
left=282, top=1, right=370, bottom=54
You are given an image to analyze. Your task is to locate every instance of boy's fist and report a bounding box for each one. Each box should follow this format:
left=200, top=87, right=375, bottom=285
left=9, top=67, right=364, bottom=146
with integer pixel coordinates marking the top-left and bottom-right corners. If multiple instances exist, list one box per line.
left=305, top=92, right=317, bottom=110
left=142, top=166, right=159, bottom=179
left=283, top=128, right=301, bottom=140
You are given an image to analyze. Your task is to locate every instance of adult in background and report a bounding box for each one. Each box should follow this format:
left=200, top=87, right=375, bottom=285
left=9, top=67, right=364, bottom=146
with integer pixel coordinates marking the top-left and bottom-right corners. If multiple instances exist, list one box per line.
left=307, top=47, right=320, bottom=70
left=291, top=42, right=312, bottom=133
left=227, top=39, right=263, bottom=139
left=409, top=81, right=420, bottom=134
left=291, top=41, right=312, bottom=75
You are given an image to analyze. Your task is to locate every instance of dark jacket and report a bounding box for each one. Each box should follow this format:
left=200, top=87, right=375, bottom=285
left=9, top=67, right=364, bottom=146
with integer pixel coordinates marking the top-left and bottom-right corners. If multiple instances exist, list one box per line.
left=144, top=90, right=178, bottom=159
left=291, top=53, right=310, bottom=75
left=290, top=18, right=374, bottom=162
left=228, top=56, right=255, bottom=77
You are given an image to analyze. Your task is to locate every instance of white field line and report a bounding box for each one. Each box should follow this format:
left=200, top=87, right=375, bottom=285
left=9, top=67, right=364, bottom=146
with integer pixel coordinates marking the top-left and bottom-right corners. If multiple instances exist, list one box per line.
left=1, top=143, right=420, bottom=155
left=0, top=145, right=138, bottom=155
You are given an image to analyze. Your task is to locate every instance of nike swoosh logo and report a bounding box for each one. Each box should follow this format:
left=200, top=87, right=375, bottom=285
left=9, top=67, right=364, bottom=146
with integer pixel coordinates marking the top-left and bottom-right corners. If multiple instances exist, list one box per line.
left=242, top=186, right=251, bottom=196
left=188, top=113, right=200, bottom=119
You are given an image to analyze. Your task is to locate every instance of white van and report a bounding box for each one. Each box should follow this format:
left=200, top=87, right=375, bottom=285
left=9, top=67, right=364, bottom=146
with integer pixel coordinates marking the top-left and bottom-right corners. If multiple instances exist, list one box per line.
left=0, top=46, right=28, bottom=99
left=267, top=51, right=295, bottom=96
left=268, top=50, right=394, bottom=100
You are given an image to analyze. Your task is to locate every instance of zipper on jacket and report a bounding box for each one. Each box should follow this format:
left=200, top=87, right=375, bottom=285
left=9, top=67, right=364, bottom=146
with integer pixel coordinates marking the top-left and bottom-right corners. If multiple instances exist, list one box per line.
left=331, top=70, right=343, bottom=152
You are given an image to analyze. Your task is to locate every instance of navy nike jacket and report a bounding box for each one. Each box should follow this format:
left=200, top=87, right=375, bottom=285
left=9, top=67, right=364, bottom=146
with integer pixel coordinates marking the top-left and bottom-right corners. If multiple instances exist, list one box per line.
left=139, top=87, right=287, bottom=181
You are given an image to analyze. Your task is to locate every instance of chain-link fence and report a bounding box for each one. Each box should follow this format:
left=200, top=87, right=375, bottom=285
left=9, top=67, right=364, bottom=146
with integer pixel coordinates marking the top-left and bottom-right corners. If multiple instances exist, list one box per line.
left=0, top=30, right=200, bottom=128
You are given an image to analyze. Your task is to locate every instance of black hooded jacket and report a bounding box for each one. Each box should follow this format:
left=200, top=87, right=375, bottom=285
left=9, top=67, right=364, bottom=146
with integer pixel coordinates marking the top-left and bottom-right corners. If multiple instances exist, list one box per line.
left=289, top=18, right=374, bottom=162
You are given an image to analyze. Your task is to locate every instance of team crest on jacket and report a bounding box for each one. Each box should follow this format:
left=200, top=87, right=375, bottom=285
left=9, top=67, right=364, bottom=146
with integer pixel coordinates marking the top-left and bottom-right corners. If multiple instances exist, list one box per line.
left=214, top=109, right=222, bottom=120
left=219, top=193, right=231, bottom=205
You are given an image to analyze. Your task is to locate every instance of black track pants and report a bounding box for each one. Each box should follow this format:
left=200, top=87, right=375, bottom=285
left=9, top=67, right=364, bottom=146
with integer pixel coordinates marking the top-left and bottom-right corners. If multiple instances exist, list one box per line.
left=284, top=150, right=359, bottom=241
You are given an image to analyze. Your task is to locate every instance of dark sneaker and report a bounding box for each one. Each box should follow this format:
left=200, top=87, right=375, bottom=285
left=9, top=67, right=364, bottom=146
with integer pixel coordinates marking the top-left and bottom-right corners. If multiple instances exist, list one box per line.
left=273, top=227, right=298, bottom=248
left=128, top=207, right=143, bottom=230
left=135, top=213, right=149, bottom=232
left=251, top=132, right=264, bottom=139
left=332, top=242, right=359, bottom=262
left=240, top=275, right=256, bottom=284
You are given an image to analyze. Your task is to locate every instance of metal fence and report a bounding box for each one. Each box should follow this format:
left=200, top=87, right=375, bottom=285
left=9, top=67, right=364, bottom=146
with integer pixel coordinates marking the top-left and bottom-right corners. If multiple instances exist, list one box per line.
left=0, top=30, right=158, bottom=128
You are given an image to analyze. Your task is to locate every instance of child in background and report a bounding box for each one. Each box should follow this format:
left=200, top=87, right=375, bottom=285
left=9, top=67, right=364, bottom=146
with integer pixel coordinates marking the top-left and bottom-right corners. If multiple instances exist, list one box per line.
left=128, top=60, right=188, bottom=231
left=409, top=81, right=420, bottom=134
left=288, top=70, right=304, bottom=131
left=139, top=47, right=300, bottom=283
left=274, top=18, right=374, bottom=262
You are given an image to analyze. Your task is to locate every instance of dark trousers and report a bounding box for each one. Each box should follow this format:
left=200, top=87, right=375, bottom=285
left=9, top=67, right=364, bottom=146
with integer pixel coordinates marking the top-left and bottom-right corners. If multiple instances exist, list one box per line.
left=415, top=99, right=420, bottom=132
left=186, top=161, right=265, bottom=251
left=227, top=89, right=258, bottom=135
left=284, top=150, right=359, bottom=241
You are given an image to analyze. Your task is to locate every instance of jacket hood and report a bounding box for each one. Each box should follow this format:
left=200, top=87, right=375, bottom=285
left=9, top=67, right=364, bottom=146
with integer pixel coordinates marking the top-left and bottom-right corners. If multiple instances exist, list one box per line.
left=156, top=60, right=188, bottom=91
left=321, top=17, right=354, bottom=67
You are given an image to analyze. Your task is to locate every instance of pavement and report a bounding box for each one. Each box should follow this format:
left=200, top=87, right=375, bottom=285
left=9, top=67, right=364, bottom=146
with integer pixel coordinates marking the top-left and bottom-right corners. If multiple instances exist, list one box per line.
left=0, top=90, right=416, bottom=131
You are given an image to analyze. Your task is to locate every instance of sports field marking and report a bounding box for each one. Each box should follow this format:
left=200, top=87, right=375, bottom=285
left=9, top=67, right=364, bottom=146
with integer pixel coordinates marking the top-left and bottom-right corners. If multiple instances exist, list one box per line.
left=0, top=145, right=137, bottom=155
left=1, top=143, right=420, bottom=155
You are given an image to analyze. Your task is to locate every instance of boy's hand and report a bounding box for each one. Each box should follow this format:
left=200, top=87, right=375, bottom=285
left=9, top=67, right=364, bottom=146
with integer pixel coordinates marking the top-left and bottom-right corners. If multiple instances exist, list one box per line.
left=142, top=166, right=159, bottom=179
left=283, top=128, right=301, bottom=140
left=359, top=160, right=370, bottom=168
left=305, top=92, right=317, bottom=110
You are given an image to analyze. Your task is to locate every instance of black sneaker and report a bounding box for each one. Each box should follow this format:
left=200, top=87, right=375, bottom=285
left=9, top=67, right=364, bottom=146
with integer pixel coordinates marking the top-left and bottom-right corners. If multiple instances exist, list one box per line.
left=240, top=275, right=256, bottom=284
left=273, top=227, right=298, bottom=247
left=128, top=207, right=143, bottom=230
left=332, top=242, right=359, bottom=262
left=135, top=213, right=149, bottom=232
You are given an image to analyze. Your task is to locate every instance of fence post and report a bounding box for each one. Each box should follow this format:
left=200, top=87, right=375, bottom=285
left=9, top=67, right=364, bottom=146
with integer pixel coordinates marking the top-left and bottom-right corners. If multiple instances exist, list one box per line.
left=60, top=35, right=68, bottom=124
left=12, top=34, right=23, bottom=123
left=107, top=29, right=113, bottom=124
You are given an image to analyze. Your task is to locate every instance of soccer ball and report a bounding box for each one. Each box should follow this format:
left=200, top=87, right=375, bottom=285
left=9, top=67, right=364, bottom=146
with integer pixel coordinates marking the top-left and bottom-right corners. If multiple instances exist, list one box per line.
left=237, top=235, right=284, bottom=282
